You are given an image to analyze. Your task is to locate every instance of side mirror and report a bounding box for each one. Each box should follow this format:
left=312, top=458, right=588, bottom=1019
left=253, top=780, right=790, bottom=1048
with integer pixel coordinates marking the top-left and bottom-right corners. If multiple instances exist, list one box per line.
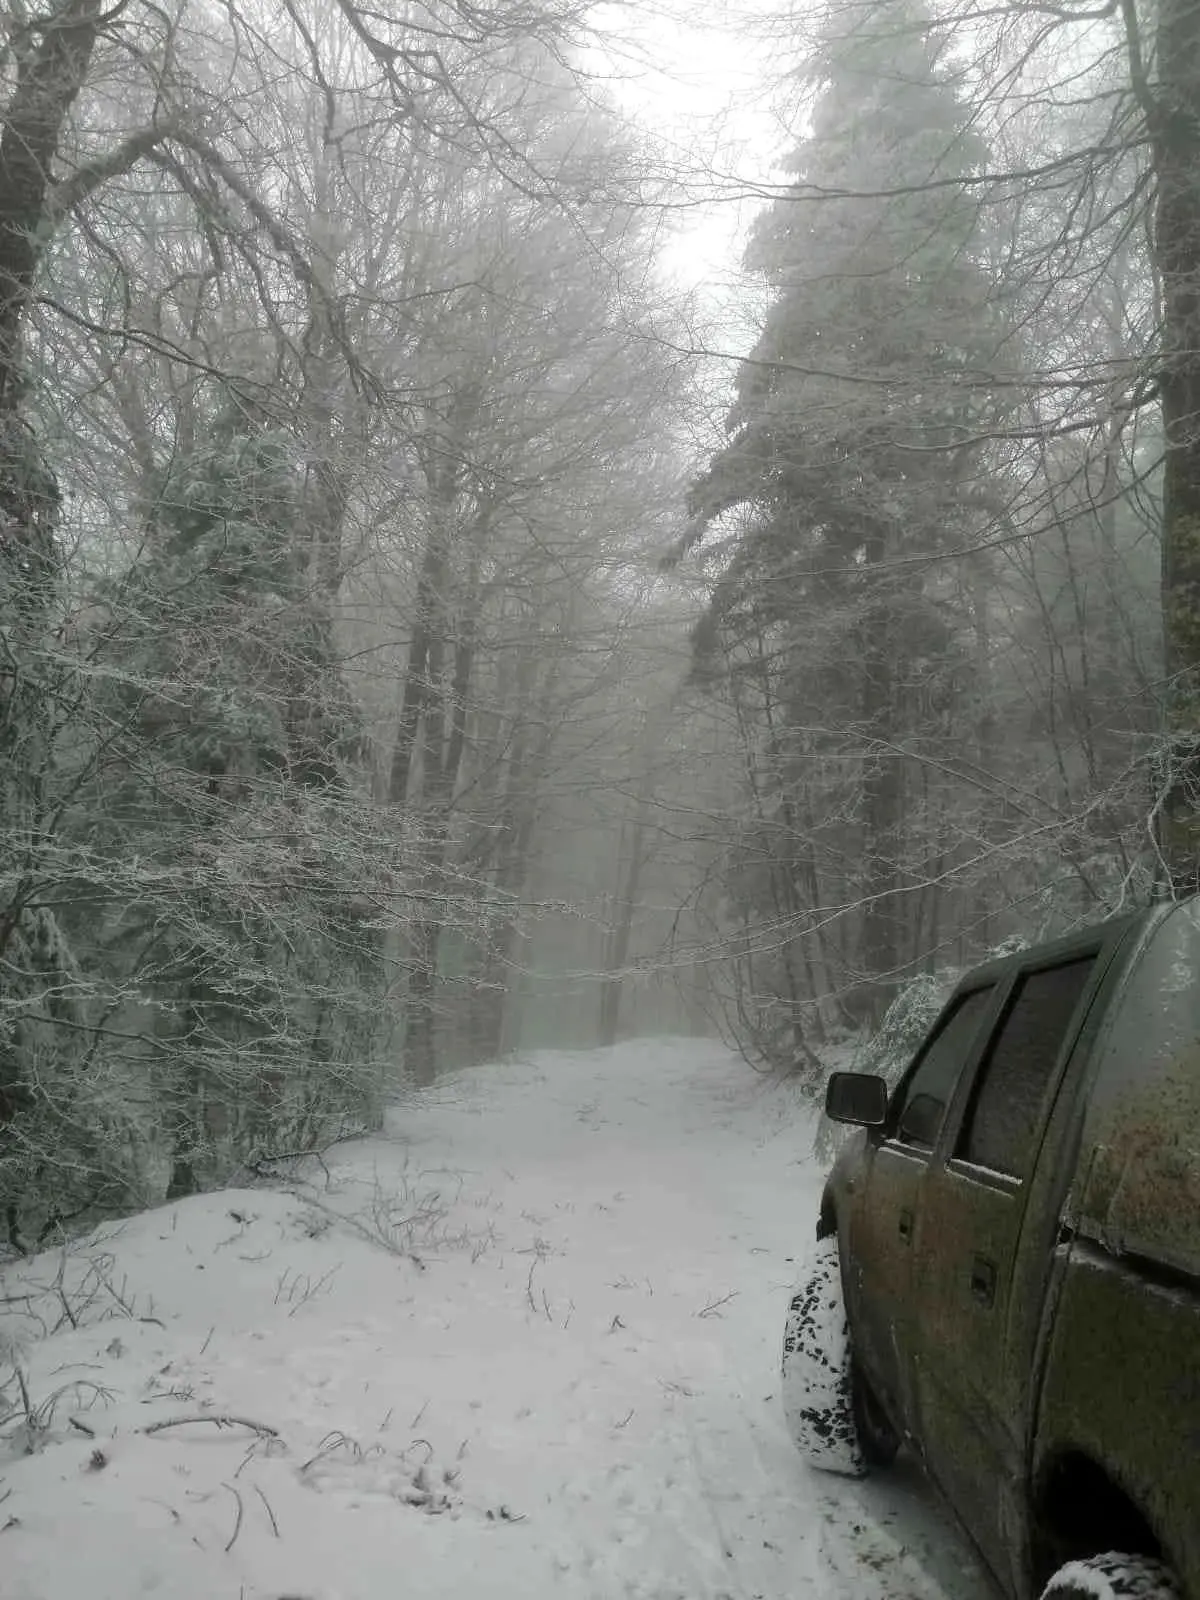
left=825, top=1071, right=889, bottom=1128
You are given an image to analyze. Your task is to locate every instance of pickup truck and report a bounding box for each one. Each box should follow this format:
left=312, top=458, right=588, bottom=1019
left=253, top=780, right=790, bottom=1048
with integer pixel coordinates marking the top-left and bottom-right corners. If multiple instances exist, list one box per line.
left=781, top=898, right=1200, bottom=1600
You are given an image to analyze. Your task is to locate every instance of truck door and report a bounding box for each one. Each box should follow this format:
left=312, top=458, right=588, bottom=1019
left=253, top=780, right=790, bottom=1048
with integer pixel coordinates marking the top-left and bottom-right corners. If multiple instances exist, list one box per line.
left=845, top=983, right=997, bottom=1440
left=909, top=953, right=1100, bottom=1584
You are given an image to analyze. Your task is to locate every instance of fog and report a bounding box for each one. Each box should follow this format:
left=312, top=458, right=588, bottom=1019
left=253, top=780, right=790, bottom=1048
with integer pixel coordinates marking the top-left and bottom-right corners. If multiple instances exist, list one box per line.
left=0, top=0, right=1184, bottom=1243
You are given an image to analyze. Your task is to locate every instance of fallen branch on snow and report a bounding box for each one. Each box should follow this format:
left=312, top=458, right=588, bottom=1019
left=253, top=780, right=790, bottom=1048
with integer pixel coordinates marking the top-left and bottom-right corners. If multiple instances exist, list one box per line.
left=140, top=1414, right=279, bottom=1438
left=252, top=1481, right=280, bottom=1538
left=698, top=1291, right=739, bottom=1319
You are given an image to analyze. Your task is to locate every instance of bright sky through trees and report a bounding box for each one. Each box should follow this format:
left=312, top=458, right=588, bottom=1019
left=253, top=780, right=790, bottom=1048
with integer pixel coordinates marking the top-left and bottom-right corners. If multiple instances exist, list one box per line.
left=584, top=1, right=785, bottom=292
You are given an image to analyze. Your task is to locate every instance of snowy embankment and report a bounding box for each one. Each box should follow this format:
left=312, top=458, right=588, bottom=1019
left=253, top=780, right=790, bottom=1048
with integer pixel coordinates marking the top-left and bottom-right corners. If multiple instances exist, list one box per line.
left=0, top=1040, right=992, bottom=1600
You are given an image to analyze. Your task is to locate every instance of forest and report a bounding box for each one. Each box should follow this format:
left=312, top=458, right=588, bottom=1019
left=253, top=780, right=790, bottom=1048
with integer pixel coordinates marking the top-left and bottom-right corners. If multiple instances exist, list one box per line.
left=0, top=0, right=1196, bottom=1249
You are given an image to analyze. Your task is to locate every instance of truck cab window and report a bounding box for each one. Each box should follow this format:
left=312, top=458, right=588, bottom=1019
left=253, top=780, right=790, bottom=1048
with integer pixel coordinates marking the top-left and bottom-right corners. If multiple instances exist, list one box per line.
left=894, top=986, right=995, bottom=1151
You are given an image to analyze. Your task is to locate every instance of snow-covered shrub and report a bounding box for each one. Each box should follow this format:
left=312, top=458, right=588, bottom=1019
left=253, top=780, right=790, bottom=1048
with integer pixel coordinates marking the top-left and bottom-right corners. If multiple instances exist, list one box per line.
left=812, top=969, right=960, bottom=1162
left=1, top=422, right=401, bottom=1251
left=853, top=969, right=962, bottom=1090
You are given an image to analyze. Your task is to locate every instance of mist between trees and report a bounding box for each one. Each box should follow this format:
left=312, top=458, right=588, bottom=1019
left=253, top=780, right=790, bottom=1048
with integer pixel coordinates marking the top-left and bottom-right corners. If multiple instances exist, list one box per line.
left=0, top=0, right=1195, bottom=1249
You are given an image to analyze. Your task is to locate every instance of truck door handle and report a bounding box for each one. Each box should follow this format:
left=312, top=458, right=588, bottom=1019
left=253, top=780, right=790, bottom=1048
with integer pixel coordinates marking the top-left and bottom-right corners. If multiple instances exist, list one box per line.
left=970, top=1255, right=996, bottom=1306
left=898, top=1208, right=914, bottom=1242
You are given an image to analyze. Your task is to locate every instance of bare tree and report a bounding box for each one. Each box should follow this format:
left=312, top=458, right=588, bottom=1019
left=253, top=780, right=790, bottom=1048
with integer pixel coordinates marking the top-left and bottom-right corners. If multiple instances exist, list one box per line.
left=0, top=0, right=692, bottom=1240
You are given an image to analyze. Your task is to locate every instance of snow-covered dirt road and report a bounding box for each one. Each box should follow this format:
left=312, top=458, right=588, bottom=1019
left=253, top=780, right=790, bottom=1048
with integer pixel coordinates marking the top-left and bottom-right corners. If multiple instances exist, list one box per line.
left=0, top=1039, right=995, bottom=1600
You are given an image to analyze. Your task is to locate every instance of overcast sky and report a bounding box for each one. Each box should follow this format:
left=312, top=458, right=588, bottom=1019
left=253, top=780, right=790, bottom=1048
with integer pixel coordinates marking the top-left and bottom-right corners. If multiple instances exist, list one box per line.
left=583, top=1, right=791, bottom=293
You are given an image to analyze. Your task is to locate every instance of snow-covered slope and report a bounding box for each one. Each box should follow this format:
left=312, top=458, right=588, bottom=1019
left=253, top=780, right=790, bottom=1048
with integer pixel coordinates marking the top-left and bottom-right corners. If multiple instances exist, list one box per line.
left=0, top=1039, right=993, bottom=1600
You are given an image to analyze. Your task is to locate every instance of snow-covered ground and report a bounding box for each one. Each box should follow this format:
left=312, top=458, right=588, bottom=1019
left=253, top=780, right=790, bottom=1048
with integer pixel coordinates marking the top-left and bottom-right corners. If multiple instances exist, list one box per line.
left=0, top=1039, right=994, bottom=1600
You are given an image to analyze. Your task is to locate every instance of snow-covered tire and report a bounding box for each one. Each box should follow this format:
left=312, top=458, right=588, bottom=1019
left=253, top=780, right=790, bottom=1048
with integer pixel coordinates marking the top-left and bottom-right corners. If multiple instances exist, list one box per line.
left=781, top=1233, right=885, bottom=1477
left=1039, top=1554, right=1182, bottom=1600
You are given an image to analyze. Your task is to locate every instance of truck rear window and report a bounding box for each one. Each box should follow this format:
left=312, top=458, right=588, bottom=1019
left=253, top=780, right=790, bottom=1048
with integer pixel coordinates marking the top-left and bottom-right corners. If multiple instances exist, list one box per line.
left=956, top=955, right=1096, bottom=1179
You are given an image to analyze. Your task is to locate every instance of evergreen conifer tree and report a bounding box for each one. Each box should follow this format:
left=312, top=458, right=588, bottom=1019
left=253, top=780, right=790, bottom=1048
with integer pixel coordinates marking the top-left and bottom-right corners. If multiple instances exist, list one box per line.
left=685, top=0, right=1010, bottom=1031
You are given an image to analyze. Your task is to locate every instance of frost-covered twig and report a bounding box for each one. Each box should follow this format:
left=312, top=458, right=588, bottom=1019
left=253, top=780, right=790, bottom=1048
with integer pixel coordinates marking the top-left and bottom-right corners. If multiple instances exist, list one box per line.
left=299, top=1430, right=380, bottom=1472
left=697, top=1291, right=739, bottom=1318
left=525, top=1257, right=538, bottom=1314
left=1, top=1371, right=113, bottom=1454
left=284, top=1191, right=427, bottom=1268
left=221, top=1482, right=244, bottom=1552
left=140, top=1414, right=279, bottom=1438
left=273, top=1263, right=341, bottom=1313
left=252, top=1482, right=280, bottom=1538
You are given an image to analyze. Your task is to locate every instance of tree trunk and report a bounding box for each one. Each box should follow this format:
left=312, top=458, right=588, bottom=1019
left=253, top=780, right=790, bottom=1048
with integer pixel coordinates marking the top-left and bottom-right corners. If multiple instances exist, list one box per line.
left=968, top=552, right=997, bottom=948
left=598, top=800, right=651, bottom=1047
left=469, top=635, right=549, bottom=1061
left=597, top=713, right=662, bottom=1047
left=389, top=457, right=486, bottom=1084
left=854, top=586, right=904, bottom=1024
left=404, top=919, right=441, bottom=1088
left=388, top=472, right=453, bottom=1084
left=0, top=3, right=108, bottom=1139
left=0, top=0, right=104, bottom=406
left=0, top=0, right=107, bottom=793
left=1152, top=0, right=1200, bottom=892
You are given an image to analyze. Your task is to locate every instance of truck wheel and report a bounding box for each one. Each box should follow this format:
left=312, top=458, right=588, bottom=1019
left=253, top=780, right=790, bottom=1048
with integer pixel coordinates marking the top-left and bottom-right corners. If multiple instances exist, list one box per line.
left=781, top=1234, right=898, bottom=1476
left=1040, top=1554, right=1182, bottom=1600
